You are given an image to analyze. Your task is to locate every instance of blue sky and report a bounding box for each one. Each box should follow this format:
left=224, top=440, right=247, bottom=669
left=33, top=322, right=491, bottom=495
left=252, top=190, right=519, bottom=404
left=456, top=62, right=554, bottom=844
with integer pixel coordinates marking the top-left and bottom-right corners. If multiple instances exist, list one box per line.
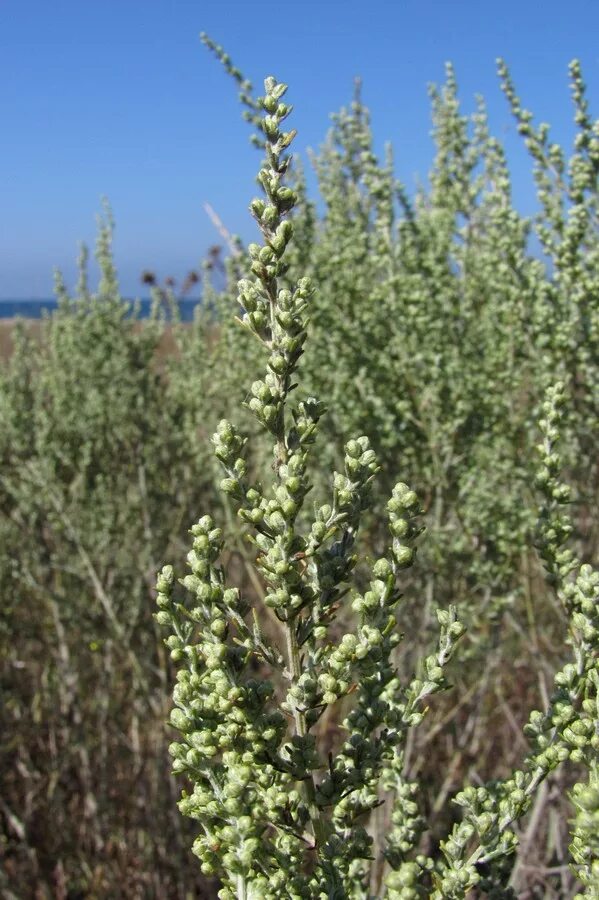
left=1, top=0, right=598, bottom=298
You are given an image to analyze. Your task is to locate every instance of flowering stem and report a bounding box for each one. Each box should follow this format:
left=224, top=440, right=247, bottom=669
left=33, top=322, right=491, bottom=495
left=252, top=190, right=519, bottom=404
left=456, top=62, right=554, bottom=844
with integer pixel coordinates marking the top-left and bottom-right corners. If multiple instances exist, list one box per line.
left=284, top=619, right=327, bottom=847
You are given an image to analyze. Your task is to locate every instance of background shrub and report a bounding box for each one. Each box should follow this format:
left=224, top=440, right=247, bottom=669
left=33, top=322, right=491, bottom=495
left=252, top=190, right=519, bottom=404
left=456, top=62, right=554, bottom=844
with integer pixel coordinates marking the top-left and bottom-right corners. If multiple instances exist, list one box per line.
left=0, top=43, right=597, bottom=898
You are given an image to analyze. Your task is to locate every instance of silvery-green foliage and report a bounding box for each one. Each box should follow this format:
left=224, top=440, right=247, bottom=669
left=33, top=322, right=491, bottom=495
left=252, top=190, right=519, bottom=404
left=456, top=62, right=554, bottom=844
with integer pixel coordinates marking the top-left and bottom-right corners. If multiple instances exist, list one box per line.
left=2, top=35, right=598, bottom=897
left=309, top=69, right=540, bottom=592
left=498, top=57, right=599, bottom=541
left=0, top=212, right=214, bottom=896
left=570, top=764, right=599, bottom=898
left=157, top=75, right=464, bottom=899
left=427, top=383, right=599, bottom=897
left=201, top=49, right=598, bottom=689
left=158, top=55, right=599, bottom=898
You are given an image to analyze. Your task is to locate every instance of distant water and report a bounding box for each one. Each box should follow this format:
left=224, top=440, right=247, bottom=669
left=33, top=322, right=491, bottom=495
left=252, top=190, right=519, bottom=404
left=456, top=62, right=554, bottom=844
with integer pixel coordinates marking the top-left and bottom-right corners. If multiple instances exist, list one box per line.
left=0, top=298, right=202, bottom=322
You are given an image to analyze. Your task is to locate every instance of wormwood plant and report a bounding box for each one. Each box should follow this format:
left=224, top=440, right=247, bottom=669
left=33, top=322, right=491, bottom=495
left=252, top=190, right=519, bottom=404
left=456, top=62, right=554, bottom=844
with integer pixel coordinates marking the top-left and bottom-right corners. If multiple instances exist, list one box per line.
left=0, top=215, right=214, bottom=896
left=181, top=60, right=599, bottom=892
left=157, top=54, right=597, bottom=898
left=155, top=74, right=464, bottom=897
left=156, top=71, right=599, bottom=897
left=425, top=385, right=599, bottom=897
left=198, top=42, right=599, bottom=626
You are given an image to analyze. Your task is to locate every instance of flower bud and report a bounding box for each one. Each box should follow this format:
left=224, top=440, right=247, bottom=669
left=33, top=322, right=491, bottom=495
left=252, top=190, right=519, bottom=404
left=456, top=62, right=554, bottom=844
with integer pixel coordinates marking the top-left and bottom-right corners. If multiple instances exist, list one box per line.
left=156, top=565, right=174, bottom=594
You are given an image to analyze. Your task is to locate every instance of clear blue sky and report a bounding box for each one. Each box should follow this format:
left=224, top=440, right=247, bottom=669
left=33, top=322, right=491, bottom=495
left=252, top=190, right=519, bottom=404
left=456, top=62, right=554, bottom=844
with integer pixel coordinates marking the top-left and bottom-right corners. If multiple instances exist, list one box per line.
left=1, top=0, right=598, bottom=298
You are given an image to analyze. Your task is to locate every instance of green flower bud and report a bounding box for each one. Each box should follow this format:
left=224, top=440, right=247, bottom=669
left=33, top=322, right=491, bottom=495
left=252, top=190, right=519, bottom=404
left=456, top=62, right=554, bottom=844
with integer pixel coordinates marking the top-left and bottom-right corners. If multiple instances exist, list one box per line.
left=220, top=477, right=241, bottom=496
left=393, top=543, right=414, bottom=568
left=156, top=565, right=174, bottom=594
left=210, top=618, right=227, bottom=637
left=372, top=558, right=393, bottom=578
left=170, top=708, right=189, bottom=731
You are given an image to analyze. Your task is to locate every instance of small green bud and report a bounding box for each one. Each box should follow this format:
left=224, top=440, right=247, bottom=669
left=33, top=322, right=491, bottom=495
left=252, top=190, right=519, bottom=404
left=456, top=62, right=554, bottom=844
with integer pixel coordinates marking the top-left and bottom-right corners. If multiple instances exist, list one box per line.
left=285, top=476, right=301, bottom=494
left=268, top=353, right=286, bottom=374
left=393, top=543, right=414, bottom=568
left=170, top=708, right=189, bottom=731
left=250, top=198, right=266, bottom=217
left=156, top=565, right=174, bottom=594
left=373, top=558, right=392, bottom=578
left=220, top=477, right=241, bottom=496
left=210, top=618, right=227, bottom=638
left=262, top=94, right=277, bottom=114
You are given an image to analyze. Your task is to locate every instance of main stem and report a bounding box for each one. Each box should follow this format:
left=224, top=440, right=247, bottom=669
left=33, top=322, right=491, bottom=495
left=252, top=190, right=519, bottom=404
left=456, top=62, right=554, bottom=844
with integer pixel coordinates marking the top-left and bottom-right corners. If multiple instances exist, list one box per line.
left=257, top=89, right=328, bottom=850
left=284, top=617, right=327, bottom=848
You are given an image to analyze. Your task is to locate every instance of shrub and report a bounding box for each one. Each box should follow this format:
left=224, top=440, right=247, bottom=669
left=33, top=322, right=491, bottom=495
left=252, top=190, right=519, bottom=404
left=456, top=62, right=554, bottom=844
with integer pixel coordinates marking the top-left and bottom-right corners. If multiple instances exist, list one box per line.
left=157, top=68, right=599, bottom=898
left=0, top=216, right=217, bottom=897
left=1, top=35, right=597, bottom=898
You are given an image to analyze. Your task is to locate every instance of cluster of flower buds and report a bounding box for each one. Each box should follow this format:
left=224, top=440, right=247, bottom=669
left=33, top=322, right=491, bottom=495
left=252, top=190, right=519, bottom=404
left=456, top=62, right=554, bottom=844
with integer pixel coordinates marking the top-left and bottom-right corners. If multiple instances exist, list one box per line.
left=155, top=511, right=303, bottom=887
left=534, top=381, right=577, bottom=586
left=429, top=385, right=599, bottom=897
left=383, top=754, right=430, bottom=899
left=569, top=762, right=599, bottom=896
left=387, top=481, right=424, bottom=569
left=154, top=50, right=599, bottom=898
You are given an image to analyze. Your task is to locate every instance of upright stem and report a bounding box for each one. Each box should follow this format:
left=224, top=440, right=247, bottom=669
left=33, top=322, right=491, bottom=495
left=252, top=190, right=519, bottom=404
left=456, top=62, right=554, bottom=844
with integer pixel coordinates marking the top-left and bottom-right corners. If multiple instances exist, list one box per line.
left=284, top=619, right=327, bottom=847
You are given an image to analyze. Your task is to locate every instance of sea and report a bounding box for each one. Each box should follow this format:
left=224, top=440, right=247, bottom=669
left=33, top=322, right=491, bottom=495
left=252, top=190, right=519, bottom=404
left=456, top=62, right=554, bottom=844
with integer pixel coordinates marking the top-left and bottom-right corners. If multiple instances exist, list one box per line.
left=0, top=298, right=202, bottom=322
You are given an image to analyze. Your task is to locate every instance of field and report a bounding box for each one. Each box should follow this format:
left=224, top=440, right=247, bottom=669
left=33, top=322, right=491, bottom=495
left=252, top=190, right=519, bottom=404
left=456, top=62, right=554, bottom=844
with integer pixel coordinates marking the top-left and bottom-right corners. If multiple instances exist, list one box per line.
left=1, top=44, right=598, bottom=900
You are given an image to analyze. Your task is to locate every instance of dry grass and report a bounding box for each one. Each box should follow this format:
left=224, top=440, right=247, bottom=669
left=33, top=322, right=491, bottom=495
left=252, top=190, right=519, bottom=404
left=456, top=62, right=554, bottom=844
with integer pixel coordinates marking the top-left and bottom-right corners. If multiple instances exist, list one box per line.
left=0, top=318, right=42, bottom=359
left=0, top=317, right=189, bottom=361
